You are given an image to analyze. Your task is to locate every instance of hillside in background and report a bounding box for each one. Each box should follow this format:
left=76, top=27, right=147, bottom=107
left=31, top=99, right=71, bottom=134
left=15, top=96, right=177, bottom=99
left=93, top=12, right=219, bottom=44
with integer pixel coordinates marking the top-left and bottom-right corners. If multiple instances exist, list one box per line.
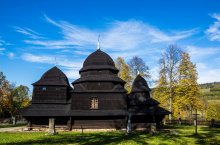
left=199, top=82, right=220, bottom=101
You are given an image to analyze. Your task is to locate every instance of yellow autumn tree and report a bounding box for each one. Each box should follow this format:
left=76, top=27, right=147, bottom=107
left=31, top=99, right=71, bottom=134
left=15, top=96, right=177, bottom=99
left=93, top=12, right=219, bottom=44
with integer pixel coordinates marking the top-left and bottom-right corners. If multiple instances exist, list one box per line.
left=0, top=71, right=30, bottom=118
left=153, top=45, right=182, bottom=120
left=174, top=52, right=205, bottom=119
left=0, top=80, right=12, bottom=115
left=115, top=57, right=132, bottom=92
left=153, top=58, right=170, bottom=110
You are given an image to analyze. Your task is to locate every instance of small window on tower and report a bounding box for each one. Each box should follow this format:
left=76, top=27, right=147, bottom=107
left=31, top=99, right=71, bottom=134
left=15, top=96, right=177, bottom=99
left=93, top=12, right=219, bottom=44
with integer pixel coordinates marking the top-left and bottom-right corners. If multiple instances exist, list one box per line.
left=90, top=97, right=98, bottom=109
left=42, top=86, right=47, bottom=91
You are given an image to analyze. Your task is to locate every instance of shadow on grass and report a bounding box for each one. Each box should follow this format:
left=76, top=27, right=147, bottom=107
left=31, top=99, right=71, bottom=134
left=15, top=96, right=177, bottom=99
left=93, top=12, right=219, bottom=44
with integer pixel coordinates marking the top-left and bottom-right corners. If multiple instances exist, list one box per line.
left=3, top=126, right=220, bottom=145
left=3, top=131, right=184, bottom=145
left=193, top=126, right=220, bottom=144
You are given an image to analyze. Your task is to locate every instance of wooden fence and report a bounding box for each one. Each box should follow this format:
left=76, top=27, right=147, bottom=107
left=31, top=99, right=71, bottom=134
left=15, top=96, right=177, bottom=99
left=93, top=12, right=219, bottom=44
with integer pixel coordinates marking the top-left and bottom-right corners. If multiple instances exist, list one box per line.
left=165, top=119, right=220, bottom=126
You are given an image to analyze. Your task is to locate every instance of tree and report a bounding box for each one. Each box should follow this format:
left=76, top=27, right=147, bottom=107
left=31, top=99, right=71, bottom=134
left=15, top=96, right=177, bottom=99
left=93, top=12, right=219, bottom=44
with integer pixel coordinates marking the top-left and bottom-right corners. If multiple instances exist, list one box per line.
left=154, top=45, right=182, bottom=120
left=115, top=57, right=132, bottom=92
left=0, top=80, right=12, bottom=116
left=0, top=71, right=30, bottom=119
left=153, top=57, right=170, bottom=110
left=175, top=52, right=204, bottom=118
left=128, top=56, right=150, bottom=79
left=9, top=85, right=30, bottom=117
left=206, top=101, right=220, bottom=121
left=0, top=72, right=6, bottom=86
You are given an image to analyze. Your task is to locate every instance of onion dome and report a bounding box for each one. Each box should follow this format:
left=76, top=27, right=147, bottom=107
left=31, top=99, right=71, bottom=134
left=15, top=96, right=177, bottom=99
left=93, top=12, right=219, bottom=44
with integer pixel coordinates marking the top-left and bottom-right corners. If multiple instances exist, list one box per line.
left=131, top=75, right=151, bottom=93
left=32, top=66, right=70, bottom=86
left=79, top=49, right=118, bottom=72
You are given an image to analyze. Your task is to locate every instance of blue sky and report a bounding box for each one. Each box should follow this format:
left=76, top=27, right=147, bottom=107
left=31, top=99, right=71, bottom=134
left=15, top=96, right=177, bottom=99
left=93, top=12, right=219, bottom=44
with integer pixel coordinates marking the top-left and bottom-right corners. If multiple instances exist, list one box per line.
left=0, top=0, right=220, bottom=90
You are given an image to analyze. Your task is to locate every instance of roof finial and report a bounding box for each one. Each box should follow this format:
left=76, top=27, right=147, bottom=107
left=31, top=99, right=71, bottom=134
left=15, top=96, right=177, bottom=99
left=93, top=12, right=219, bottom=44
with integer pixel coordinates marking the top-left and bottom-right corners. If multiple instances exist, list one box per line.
left=97, top=34, right=100, bottom=50
left=55, top=57, right=57, bottom=66
left=137, top=70, right=140, bottom=75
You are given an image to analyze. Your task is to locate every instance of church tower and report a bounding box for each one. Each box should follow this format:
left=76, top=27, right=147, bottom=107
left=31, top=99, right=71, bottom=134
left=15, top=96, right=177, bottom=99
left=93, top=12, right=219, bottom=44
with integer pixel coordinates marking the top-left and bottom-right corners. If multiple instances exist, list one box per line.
left=70, top=49, right=127, bottom=129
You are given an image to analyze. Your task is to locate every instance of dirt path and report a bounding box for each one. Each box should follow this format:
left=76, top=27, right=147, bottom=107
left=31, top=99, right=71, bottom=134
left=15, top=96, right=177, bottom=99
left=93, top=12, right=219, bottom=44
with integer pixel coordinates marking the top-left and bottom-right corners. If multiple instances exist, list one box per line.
left=0, top=126, right=25, bottom=132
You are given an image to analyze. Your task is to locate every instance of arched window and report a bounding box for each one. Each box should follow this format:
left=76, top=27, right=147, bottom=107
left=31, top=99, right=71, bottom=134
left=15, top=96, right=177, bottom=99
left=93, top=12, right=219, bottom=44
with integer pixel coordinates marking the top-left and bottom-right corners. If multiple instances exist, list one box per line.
left=90, top=97, right=98, bottom=109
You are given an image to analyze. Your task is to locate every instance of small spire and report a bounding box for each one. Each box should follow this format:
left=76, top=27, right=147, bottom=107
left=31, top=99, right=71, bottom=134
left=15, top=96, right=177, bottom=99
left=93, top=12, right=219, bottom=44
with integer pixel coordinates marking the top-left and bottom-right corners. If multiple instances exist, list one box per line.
left=97, top=34, right=100, bottom=50
left=55, top=57, right=57, bottom=66
left=137, top=70, right=140, bottom=75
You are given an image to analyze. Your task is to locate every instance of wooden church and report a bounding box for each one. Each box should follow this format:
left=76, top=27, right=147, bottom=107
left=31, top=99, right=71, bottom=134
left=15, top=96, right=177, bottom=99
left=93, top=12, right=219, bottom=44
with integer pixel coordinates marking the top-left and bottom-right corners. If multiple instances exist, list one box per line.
left=21, top=49, right=170, bottom=132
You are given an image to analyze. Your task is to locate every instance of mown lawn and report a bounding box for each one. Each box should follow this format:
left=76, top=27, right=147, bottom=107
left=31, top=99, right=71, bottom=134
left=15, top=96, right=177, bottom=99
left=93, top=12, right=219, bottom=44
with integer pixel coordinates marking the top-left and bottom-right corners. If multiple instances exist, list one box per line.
left=0, top=125, right=219, bottom=145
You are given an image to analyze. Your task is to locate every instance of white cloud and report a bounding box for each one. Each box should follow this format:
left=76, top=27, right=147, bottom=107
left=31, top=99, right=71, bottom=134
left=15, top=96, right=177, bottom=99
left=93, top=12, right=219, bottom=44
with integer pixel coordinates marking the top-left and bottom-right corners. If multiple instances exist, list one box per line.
left=0, top=38, right=6, bottom=54
left=198, top=68, right=220, bottom=84
left=0, top=48, right=5, bottom=55
left=186, top=45, right=220, bottom=60
left=196, top=63, right=207, bottom=69
left=64, top=68, right=80, bottom=80
left=14, top=27, right=44, bottom=39
left=21, top=53, right=82, bottom=79
left=15, top=16, right=198, bottom=81
left=206, top=13, right=220, bottom=41
left=0, top=47, right=5, bottom=51
left=22, top=53, right=82, bottom=68
left=7, top=52, right=14, bottom=59
left=185, top=45, right=220, bottom=84
left=22, top=53, right=54, bottom=63
left=19, top=16, right=197, bottom=52
left=0, top=39, right=5, bottom=46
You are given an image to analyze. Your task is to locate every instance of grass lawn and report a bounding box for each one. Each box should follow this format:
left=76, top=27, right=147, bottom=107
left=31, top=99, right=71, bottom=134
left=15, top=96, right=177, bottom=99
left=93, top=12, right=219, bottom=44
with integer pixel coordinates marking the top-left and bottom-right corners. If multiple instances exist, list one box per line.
left=0, top=125, right=219, bottom=145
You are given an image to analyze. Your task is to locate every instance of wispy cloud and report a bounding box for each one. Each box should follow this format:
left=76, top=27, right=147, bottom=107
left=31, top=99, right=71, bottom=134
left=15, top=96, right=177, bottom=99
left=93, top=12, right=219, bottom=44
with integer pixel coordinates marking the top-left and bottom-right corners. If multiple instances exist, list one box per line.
left=0, top=38, right=7, bottom=54
left=15, top=15, right=203, bottom=83
left=21, top=53, right=82, bottom=79
left=0, top=48, right=5, bottom=51
left=18, top=15, right=197, bottom=52
left=7, top=52, right=15, bottom=59
left=14, top=26, right=44, bottom=39
left=186, top=45, right=220, bottom=60
left=0, top=48, right=5, bottom=55
left=206, top=13, right=220, bottom=41
left=185, top=45, right=220, bottom=84
left=198, top=68, right=220, bottom=83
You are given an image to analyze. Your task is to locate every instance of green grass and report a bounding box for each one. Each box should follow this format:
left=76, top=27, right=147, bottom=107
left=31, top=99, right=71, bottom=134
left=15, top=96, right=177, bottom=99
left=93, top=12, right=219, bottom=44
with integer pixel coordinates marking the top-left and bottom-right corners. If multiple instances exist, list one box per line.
left=0, top=125, right=219, bottom=145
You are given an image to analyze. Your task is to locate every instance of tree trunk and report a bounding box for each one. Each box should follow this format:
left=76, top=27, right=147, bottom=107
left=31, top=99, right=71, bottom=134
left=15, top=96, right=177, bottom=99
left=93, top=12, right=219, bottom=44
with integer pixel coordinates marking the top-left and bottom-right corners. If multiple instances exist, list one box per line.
left=169, top=96, right=172, bottom=120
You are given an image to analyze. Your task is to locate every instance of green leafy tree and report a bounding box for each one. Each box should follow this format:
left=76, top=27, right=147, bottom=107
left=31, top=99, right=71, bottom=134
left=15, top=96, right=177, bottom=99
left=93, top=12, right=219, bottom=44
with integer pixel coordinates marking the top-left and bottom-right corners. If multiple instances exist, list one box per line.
left=115, top=57, right=132, bottom=92
left=9, top=85, right=30, bottom=118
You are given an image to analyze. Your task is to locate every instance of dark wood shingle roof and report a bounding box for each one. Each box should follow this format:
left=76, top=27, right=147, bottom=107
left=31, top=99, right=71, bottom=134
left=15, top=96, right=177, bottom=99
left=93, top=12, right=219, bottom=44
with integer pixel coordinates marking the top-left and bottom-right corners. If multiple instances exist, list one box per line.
left=131, top=75, right=151, bottom=93
left=32, top=66, right=70, bottom=86
left=80, top=49, right=118, bottom=72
